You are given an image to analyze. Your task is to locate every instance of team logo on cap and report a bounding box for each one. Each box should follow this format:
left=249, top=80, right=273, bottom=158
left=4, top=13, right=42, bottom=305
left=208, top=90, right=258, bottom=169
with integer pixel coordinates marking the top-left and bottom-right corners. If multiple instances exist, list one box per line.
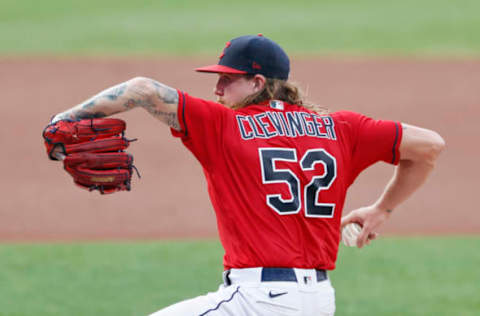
left=219, top=41, right=231, bottom=60
left=252, top=62, right=262, bottom=70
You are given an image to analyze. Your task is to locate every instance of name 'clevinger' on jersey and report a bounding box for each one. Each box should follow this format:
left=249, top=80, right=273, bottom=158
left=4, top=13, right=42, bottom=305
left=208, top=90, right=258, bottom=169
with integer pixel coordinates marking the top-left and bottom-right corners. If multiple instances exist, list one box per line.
left=171, top=92, right=402, bottom=271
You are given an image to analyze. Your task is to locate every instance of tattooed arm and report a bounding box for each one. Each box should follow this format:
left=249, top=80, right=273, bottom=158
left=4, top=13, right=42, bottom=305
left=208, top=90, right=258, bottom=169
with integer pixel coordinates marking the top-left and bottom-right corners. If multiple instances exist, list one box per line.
left=52, top=77, right=181, bottom=131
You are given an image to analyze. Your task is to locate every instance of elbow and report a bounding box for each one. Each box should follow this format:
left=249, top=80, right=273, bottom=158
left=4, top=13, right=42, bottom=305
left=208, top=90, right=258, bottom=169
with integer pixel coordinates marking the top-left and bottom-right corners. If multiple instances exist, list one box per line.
left=128, top=76, right=156, bottom=98
left=400, top=124, right=445, bottom=165
left=423, top=131, right=446, bottom=164
left=430, top=131, right=446, bottom=157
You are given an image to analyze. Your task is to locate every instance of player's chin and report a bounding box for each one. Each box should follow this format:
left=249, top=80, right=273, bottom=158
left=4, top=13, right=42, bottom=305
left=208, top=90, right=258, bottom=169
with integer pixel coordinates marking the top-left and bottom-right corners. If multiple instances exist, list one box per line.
left=217, top=98, right=234, bottom=108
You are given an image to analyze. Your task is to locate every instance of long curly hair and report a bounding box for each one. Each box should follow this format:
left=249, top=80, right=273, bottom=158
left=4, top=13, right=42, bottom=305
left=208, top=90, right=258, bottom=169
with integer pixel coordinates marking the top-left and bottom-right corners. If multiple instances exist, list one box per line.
left=233, top=76, right=328, bottom=114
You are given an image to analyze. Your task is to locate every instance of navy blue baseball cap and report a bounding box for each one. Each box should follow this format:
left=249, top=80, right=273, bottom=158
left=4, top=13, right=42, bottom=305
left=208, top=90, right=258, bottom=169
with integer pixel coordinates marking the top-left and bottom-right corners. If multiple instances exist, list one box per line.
left=196, top=34, right=290, bottom=80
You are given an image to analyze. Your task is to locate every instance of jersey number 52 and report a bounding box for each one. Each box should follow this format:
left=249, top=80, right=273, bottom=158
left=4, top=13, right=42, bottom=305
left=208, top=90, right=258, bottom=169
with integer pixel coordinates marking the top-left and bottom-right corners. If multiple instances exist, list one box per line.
left=259, top=148, right=337, bottom=218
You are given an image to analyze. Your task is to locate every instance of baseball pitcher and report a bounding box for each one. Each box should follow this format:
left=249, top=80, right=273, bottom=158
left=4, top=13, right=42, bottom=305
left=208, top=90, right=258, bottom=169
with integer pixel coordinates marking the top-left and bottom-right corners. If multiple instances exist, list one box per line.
left=45, top=34, right=445, bottom=315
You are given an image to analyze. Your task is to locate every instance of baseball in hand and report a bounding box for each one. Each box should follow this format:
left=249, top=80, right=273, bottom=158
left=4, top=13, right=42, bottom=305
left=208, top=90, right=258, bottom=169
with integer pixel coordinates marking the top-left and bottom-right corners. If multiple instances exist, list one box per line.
left=341, top=223, right=362, bottom=247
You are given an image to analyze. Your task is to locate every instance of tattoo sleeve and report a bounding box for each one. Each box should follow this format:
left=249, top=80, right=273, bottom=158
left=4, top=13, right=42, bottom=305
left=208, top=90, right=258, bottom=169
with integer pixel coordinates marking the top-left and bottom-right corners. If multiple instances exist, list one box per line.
left=137, top=81, right=180, bottom=130
left=52, top=77, right=181, bottom=131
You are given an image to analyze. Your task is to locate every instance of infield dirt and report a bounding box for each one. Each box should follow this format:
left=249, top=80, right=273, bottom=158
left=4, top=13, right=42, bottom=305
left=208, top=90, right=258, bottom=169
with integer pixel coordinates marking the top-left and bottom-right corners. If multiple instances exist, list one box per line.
left=1, top=57, right=478, bottom=241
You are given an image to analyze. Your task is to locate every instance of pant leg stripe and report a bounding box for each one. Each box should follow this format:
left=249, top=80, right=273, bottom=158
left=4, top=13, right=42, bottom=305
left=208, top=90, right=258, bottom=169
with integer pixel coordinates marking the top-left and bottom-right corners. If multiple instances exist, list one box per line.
left=198, top=286, right=241, bottom=316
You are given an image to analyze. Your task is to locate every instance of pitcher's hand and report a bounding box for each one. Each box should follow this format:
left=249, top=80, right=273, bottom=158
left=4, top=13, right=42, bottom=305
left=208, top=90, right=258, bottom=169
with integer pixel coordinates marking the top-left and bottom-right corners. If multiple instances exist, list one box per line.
left=341, top=205, right=391, bottom=248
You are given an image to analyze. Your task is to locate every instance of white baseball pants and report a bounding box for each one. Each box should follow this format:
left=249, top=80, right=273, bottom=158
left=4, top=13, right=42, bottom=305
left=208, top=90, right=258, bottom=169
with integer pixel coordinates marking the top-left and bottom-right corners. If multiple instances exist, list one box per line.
left=149, top=267, right=336, bottom=316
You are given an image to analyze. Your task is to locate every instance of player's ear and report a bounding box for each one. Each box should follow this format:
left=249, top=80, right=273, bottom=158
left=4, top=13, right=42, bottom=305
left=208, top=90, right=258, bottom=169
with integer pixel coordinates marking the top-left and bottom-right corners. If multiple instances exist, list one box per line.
left=252, top=74, right=266, bottom=92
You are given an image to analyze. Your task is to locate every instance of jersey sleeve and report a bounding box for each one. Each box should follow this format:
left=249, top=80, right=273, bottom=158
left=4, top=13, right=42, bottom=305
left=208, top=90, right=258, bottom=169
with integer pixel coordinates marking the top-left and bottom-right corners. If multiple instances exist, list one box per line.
left=170, top=90, right=229, bottom=170
left=337, top=111, right=402, bottom=183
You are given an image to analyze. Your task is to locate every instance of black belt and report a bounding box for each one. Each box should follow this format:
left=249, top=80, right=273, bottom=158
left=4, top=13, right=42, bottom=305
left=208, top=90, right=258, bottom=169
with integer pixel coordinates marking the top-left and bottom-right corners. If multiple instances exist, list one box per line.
left=261, top=268, right=327, bottom=283
left=223, top=268, right=327, bottom=286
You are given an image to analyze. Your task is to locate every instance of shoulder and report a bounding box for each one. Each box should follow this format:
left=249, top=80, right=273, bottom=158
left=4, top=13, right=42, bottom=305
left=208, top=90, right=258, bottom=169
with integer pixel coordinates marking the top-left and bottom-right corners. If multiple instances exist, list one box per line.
left=180, top=91, right=218, bottom=106
left=330, top=110, right=363, bottom=120
left=180, top=91, right=233, bottom=114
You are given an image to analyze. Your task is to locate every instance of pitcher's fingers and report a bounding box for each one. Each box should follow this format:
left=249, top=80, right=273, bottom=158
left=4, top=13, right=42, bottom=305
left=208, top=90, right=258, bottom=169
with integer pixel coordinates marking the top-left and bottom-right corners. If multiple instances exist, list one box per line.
left=356, top=227, right=372, bottom=248
left=340, top=216, right=351, bottom=228
left=341, top=213, right=361, bottom=228
left=364, top=232, right=379, bottom=246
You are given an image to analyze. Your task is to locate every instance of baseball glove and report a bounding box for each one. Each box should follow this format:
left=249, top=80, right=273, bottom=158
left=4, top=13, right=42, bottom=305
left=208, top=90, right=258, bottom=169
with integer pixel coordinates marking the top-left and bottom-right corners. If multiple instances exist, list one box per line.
left=42, top=118, right=139, bottom=194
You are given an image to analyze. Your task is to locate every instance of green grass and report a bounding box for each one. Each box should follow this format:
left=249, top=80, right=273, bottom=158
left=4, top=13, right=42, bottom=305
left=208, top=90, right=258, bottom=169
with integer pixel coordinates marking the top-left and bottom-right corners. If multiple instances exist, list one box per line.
left=333, top=237, right=480, bottom=315
left=1, top=0, right=479, bottom=56
left=0, top=237, right=478, bottom=316
left=0, top=241, right=224, bottom=316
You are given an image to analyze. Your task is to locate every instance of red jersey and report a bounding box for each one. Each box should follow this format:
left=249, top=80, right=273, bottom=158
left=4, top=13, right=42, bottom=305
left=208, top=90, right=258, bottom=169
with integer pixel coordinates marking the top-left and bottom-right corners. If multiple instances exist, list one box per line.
left=171, top=91, right=402, bottom=270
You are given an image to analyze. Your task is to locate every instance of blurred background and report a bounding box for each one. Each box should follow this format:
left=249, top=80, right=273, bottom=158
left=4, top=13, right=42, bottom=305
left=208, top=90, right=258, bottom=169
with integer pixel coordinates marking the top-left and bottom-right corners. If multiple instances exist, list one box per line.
left=0, top=0, right=478, bottom=315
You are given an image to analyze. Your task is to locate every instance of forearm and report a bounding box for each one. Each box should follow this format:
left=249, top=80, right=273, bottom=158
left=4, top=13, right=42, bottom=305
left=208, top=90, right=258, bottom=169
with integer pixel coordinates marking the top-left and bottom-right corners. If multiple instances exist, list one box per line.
left=374, top=123, right=446, bottom=212
left=52, top=77, right=181, bottom=130
left=374, top=159, right=435, bottom=211
left=342, top=124, right=445, bottom=247
left=53, top=79, right=136, bottom=122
